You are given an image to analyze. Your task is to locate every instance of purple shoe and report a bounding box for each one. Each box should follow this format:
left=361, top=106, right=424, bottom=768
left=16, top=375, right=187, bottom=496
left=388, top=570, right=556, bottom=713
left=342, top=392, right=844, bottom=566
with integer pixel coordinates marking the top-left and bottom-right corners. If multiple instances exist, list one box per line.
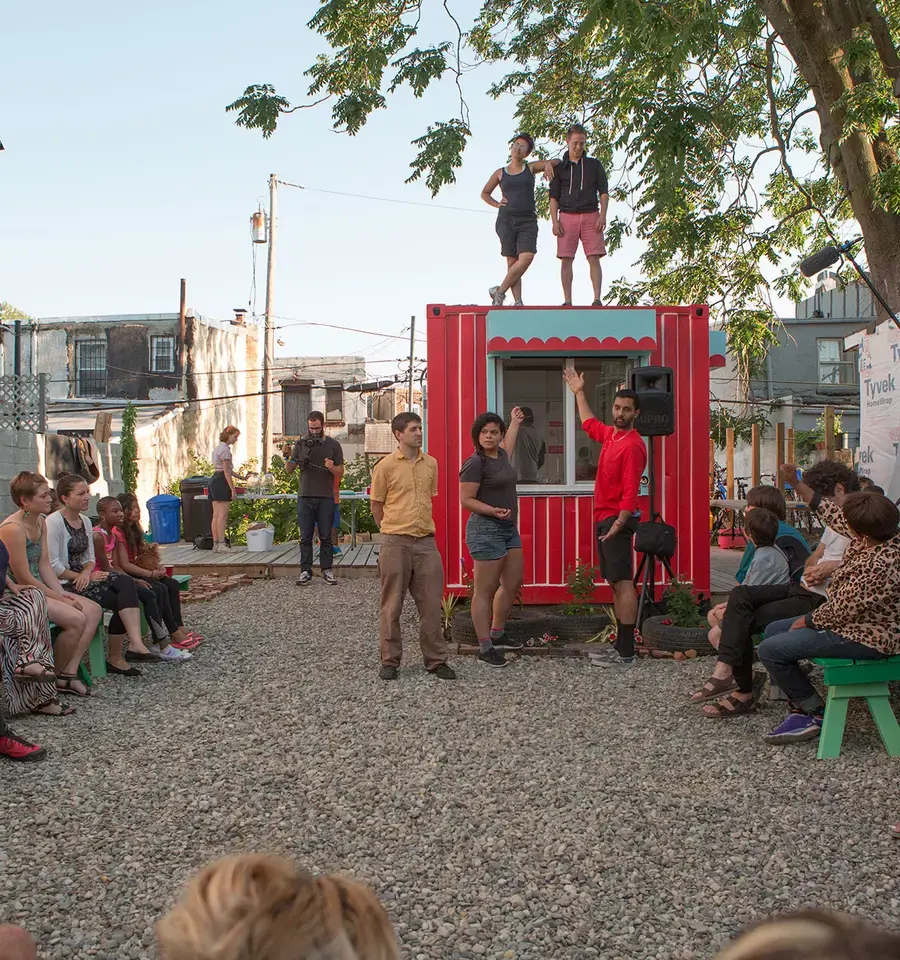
left=765, top=712, right=822, bottom=744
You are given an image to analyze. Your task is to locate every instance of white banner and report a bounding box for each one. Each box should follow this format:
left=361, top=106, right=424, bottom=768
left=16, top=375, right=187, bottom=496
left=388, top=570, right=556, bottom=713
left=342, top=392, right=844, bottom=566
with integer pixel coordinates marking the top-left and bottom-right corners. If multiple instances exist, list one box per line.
left=857, top=321, right=900, bottom=500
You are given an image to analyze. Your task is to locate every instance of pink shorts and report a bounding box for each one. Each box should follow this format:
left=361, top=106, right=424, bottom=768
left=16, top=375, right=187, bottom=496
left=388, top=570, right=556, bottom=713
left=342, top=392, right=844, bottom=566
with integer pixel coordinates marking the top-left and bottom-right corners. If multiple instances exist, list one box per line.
left=556, top=211, right=607, bottom=259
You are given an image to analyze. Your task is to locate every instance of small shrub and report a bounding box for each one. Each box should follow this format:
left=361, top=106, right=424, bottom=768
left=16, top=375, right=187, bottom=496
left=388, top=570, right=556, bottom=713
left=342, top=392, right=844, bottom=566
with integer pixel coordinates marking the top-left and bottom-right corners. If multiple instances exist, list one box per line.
left=663, top=577, right=707, bottom=628
left=563, top=559, right=599, bottom=615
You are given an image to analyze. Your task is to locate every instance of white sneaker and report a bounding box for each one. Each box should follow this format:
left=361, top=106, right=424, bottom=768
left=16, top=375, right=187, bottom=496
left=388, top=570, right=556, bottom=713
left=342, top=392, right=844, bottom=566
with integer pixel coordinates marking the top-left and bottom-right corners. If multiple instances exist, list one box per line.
left=155, top=645, right=193, bottom=661
left=489, top=285, right=506, bottom=306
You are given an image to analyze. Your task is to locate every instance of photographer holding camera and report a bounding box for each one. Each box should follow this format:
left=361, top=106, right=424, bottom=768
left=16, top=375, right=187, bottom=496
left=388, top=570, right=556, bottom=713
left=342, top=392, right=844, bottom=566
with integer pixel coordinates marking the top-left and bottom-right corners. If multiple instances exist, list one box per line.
left=283, top=412, right=344, bottom=585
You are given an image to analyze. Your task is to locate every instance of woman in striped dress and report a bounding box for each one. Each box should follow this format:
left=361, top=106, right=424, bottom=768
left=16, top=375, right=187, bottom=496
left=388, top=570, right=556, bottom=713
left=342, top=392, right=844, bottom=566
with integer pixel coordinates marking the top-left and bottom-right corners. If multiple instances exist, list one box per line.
left=0, top=540, right=73, bottom=717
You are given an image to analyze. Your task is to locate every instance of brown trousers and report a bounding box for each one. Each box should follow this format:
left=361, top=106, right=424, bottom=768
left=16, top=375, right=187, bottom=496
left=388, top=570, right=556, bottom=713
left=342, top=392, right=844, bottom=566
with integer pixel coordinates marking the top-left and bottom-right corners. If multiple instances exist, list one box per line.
left=378, top=534, right=447, bottom=669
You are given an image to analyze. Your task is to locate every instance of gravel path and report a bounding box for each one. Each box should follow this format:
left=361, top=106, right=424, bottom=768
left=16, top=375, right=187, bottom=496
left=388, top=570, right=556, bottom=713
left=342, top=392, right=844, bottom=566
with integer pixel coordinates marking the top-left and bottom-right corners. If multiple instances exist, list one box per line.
left=3, top=578, right=899, bottom=960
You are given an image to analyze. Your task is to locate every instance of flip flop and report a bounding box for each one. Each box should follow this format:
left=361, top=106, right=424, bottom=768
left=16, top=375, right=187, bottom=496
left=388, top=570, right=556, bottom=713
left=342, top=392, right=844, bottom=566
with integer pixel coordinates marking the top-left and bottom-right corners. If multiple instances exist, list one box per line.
left=185, top=631, right=206, bottom=643
left=14, top=663, right=57, bottom=684
left=171, top=637, right=201, bottom=650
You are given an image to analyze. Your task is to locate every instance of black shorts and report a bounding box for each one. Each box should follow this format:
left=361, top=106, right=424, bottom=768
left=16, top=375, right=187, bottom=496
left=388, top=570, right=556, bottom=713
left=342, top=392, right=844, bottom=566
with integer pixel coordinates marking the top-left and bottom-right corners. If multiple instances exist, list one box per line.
left=209, top=471, right=232, bottom=502
left=496, top=213, right=538, bottom=258
left=596, top=515, right=639, bottom=584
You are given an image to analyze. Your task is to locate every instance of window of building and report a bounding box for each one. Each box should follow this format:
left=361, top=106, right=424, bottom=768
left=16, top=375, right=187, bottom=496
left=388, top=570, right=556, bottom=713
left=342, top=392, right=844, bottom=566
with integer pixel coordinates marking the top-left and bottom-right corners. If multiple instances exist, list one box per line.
left=496, top=355, right=637, bottom=487
left=366, top=391, right=395, bottom=422
left=75, top=339, right=108, bottom=398
left=325, top=386, right=343, bottom=422
left=817, top=339, right=857, bottom=385
left=150, top=335, right=177, bottom=374
left=282, top=385, right=311, bottom=436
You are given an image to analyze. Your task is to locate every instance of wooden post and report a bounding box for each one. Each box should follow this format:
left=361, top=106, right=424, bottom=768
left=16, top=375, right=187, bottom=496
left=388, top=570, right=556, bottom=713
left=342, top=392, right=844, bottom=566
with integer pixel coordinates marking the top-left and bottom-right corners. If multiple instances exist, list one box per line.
left=751, top=423, right=760, bottom=487
left=775, top=422, right=785, bottom=484
left=726, top=428, right=735, bottom=499
left=709, top=437, right=715, bottom=496
left=786, top=427, right=795, bottom=465
left=824, top=405, right=835, bottom=458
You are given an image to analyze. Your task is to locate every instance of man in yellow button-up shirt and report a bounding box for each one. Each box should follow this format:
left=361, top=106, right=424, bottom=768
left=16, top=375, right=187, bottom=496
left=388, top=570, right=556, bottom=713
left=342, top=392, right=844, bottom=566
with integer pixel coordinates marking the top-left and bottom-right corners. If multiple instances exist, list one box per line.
left=370, top=412, right=454, bottom=680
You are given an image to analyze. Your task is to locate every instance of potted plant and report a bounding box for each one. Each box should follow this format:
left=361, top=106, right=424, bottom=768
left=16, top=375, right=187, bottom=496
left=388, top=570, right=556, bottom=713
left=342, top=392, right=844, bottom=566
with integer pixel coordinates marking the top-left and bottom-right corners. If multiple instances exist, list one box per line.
left=640, top=577, right=716, bottom=655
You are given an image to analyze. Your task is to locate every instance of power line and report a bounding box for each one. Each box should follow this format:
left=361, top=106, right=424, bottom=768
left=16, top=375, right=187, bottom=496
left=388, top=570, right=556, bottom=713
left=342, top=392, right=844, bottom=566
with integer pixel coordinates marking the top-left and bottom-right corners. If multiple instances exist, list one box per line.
left=273, top=316, right=427, bottom=342
left=276, top=179, right=490, bottom=215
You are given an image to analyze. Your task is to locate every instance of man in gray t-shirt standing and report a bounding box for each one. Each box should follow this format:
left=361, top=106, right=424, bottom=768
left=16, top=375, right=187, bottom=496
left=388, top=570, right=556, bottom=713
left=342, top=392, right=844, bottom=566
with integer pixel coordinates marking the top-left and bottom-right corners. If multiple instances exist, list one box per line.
left=283, top=411, right=344, bottom=586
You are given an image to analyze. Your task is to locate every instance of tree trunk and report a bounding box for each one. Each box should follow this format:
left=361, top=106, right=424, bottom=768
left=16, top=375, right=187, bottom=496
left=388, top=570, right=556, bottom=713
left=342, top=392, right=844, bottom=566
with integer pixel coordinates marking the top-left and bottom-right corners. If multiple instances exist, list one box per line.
left=763, top=0, right=900, bottom=317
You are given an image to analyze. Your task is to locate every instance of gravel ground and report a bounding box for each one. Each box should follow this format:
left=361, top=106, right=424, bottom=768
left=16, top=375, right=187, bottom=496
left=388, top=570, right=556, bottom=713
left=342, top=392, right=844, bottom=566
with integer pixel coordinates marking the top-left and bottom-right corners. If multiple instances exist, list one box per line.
left=3, top=577, right=899, bottom=960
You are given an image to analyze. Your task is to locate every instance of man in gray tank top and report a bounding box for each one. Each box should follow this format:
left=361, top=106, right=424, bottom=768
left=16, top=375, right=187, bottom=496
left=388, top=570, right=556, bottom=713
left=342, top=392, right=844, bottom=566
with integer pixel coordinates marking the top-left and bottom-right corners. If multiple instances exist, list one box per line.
left=481, top=134, right=559, bottom=306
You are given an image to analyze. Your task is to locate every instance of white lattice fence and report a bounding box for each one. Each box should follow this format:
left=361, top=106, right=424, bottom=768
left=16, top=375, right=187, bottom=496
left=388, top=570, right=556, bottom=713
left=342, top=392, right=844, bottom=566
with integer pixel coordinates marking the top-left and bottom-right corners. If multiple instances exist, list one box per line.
left=0, top=374, right=48, bottom=432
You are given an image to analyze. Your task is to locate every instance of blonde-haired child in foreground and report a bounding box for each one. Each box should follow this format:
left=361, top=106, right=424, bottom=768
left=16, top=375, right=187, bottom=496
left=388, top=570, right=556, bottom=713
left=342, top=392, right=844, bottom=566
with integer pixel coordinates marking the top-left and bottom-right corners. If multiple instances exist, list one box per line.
left=157, top=855, right=399, bottom=960
left=715, top=909, right=900, bottom=960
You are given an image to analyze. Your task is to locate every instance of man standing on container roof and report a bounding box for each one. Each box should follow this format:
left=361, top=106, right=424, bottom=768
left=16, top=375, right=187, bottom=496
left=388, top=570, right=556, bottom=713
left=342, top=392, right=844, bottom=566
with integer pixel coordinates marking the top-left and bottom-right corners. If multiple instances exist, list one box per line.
left=549, top=124, right=609, bottom=306
left=564, top=367, right=646, bottom=666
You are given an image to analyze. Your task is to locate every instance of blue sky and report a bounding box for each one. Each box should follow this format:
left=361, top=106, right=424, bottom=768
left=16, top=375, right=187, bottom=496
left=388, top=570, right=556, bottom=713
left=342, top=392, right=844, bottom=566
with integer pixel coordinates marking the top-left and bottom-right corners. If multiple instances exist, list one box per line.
left=1, top=1, right=796, bottom=381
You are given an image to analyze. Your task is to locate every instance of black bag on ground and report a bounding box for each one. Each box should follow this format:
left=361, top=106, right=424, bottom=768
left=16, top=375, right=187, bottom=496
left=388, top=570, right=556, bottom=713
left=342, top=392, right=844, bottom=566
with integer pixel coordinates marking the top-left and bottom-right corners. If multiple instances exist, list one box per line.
left=634, top=520, right=677, bottom=558
left=193, top=535, right=214, bottom=551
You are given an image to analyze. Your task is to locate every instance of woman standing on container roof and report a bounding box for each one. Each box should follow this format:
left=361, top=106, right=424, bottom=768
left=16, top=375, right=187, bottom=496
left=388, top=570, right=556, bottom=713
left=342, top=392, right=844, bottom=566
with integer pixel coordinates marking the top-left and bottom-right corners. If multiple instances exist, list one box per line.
left=481, top=133, right=559, bottom=307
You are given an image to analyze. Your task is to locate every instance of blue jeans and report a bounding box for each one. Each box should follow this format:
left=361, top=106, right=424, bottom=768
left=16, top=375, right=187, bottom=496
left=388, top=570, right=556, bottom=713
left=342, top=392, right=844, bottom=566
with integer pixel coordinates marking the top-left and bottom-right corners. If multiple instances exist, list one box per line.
left=298, top=497, right=334, bottom=573
left=757, top=618, right=884, bottom=711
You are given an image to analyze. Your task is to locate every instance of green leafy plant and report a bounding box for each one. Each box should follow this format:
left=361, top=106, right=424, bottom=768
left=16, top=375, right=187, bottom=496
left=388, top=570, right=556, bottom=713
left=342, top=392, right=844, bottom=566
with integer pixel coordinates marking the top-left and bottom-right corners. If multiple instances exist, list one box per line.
left=441, top=594, right=460, bottom=637
left=793, top=411, right=845, bottom=466
left=710, top=408, right=772, bottom=449
left=120, top=402, right=138, bottom=494
left=563, top=559, right=599, bottom=615
left=662, top=578, right=707, bottom=629
left=587, top=605, right=618, bottom=644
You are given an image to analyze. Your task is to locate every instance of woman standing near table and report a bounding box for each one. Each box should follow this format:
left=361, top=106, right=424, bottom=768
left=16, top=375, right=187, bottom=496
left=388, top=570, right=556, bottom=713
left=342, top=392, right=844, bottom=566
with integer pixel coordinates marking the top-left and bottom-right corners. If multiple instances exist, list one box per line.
left=209, top=426, right=240, bottom=552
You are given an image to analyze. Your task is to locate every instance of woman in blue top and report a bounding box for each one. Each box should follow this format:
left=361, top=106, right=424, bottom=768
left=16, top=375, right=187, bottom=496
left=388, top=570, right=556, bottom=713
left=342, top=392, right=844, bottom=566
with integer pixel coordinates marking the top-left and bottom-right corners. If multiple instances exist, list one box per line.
left=481, top=134, right=558, bottom=307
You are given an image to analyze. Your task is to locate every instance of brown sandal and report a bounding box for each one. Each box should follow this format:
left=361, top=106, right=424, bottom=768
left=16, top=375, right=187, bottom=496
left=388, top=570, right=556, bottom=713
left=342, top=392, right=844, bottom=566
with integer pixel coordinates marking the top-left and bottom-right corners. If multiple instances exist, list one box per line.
left=702, top=693, right=757, bottom=719
left=56, top=674, right=91, bottom=698
left=14, top=661, right=57, bottom=684
left=689, top=675, right=737, bottom=704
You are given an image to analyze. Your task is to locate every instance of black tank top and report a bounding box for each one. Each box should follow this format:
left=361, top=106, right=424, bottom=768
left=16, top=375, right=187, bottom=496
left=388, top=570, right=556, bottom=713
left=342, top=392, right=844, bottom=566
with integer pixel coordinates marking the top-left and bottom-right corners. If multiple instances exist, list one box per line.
left=499, top=165, right=536, bottom=216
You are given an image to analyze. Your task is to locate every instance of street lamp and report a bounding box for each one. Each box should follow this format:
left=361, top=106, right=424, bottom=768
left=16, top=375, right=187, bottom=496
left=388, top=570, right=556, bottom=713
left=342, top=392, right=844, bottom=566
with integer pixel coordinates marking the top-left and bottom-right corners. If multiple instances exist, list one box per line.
left=799, top=238, right=900, bottom=330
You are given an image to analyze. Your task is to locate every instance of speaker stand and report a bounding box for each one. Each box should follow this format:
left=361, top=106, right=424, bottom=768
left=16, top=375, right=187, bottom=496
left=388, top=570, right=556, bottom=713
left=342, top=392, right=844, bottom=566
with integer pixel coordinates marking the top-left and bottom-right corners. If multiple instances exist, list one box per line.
left=633, top=438, right=676, bottom=627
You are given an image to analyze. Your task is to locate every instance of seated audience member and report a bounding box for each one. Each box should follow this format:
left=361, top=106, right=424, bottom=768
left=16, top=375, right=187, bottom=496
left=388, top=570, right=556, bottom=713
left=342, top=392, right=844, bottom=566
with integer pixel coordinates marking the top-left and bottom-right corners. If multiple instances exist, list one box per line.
left=117, top=493, right=203, bottom=647
left=157, top=854, right=400, bottom=960
left=692, top=461, right=852, bottom=713
left=93, top=497, right=194, bottom=660
left=1, top=472, right=103, bottom=705
left=714, top=909, right=900, bottom=960
left=759, top=465, right=900, bottom=744
left=45, top=474, right=158, bottom=676
left=707, top=508, right=790, bottom=651
left=706, top=485, right=809, bottom=632
left=0, top=925, right=39, bottom=959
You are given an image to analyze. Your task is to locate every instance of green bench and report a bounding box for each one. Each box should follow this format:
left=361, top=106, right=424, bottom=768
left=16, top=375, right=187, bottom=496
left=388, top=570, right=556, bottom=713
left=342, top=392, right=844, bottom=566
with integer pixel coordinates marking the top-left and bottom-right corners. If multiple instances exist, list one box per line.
left=49, top=621, right=106, bottom=686
left=811, top=655, right=900, bottom=759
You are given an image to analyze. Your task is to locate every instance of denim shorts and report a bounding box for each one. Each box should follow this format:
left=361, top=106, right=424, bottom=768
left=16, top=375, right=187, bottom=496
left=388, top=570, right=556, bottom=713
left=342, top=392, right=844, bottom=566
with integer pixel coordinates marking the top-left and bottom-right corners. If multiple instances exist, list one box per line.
left=466, top=513, right=522, bottom=561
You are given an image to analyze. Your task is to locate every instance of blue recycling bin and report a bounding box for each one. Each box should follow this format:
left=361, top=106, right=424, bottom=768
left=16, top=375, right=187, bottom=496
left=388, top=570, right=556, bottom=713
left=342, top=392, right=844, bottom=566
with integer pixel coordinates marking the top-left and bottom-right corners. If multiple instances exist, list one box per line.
left=147, top=493, right=182, bottom=544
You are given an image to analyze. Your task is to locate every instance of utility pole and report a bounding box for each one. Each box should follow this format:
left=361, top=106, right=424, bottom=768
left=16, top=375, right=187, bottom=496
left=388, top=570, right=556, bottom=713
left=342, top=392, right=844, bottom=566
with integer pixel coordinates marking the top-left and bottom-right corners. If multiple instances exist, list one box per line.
left=261, top=173, right=277, bottom=469
left=407, top=315, right=415, bottom=412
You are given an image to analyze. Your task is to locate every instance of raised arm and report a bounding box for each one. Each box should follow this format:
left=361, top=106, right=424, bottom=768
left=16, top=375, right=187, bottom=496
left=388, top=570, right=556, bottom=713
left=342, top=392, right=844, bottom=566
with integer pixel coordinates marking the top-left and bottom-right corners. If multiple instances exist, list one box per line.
left=481, top=169, right=504, bottom=209
left=500, top=407, right=525, bottom=455
left=778, top=464, right=852, bottom=538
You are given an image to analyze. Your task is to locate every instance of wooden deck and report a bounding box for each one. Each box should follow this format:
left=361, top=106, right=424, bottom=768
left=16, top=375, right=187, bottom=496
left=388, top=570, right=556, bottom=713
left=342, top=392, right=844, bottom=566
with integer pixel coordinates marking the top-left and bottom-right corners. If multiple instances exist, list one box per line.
left=159, top=539, right=744, bottom=593
left=158, top=540, right=380, bottom=579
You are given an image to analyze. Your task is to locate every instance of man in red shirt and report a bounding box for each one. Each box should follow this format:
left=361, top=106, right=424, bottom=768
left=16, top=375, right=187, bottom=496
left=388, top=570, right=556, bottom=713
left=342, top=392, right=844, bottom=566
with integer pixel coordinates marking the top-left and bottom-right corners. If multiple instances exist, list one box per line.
left=564, top=367, right=646, bottom=664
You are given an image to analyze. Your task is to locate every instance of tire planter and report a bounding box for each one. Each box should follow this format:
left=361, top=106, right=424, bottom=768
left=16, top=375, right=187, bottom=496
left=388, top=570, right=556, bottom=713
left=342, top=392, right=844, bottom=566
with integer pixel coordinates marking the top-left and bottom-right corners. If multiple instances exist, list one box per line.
left=640, top=615, right=716, bottom=656
left=451, top=609, right=611, bottom=646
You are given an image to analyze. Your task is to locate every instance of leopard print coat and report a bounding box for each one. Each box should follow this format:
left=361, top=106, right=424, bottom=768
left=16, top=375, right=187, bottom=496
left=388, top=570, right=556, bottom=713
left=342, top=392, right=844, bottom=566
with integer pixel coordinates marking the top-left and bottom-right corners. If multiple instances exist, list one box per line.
left=809, top=498, right=900, bottom=655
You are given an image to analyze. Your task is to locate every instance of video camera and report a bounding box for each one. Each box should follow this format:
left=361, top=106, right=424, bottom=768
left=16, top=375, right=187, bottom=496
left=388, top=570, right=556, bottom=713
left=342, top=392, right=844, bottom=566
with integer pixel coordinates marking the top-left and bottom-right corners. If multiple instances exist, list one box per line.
left=299, top=436, right=325, bottom=449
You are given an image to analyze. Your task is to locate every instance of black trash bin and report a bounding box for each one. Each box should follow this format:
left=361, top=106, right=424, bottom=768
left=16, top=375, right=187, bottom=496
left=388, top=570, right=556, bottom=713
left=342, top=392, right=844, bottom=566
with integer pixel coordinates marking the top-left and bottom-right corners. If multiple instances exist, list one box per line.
left=180, top=476, right=213, bottom=542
